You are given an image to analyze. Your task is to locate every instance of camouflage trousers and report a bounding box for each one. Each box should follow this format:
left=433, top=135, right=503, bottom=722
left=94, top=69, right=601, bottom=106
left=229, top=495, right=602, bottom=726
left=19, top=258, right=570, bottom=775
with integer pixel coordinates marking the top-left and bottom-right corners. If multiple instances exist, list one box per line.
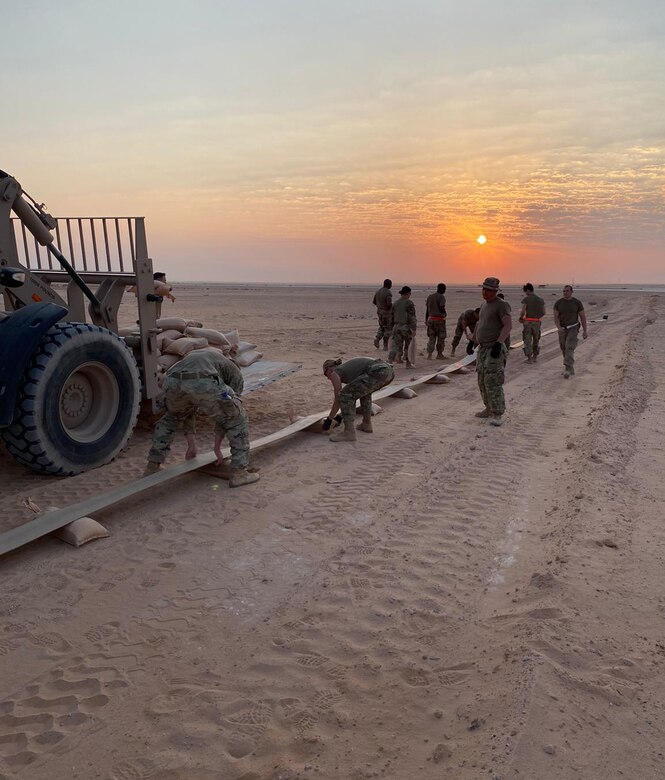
left=388, top=324, right=413, bottom=362
left=558, top=325, right=579, bottom=371
left=375, top=310, right=393, bottom=346
left=522, top=321, right=541, bottom=357
left=426, top=320, right=447, bottom=355
left=339, top=361, right=395, bottom=423
left=148, top=376, right=250, bottom=469
left=477, top=344, right=508, bottom=416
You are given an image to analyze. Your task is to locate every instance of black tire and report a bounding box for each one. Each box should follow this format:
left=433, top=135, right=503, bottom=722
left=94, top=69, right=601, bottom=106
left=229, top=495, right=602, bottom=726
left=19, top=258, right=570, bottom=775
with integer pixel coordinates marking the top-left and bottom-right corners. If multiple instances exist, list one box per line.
left=2, top=322, right=141, bottom=475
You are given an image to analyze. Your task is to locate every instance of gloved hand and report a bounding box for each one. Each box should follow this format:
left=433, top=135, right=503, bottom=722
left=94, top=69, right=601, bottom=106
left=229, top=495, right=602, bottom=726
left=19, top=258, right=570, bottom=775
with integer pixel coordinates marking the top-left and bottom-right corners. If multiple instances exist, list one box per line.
left=322, top=418, right=333, bottom=431
left=334, top=414, right=343, bottom=424
left=466, top=341, right=475, bottom=356
left=518, top=316, right=525, bottom=324
left=490, top=341, right=502, bottom=359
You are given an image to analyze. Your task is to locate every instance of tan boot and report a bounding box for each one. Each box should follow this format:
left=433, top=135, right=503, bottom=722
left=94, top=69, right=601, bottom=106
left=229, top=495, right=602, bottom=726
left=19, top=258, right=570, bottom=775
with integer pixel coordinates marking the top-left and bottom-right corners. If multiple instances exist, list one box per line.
left=426, top=352, right=433, bottom=360
left=229, top=468, right=260, bottom=487
left=436, top=352, right=445, bottom=360
left=405, top=360, right=414, bottom=369
left=356, top=415, right=373, bottom=433
left=329, top=420, right=357, bottom=442
left=143, top=461, right=162, bottom=477
left=395, top=356, right=403, bottom=364
left=489, top=415, right=503, bottom=427
left=475, top=408, right=492, bottom=418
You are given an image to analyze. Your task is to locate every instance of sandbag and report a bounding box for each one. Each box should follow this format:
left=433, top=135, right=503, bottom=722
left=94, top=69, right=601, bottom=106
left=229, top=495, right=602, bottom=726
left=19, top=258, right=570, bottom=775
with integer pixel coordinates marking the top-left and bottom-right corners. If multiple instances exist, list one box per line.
left=164, top=337, right=209, bottom=357
left=118, top=327, right=140, bottom=337
left=236, top=340, right=258, bottom=354
left=186, top=320, right=204, bottom=328
left=156, top=317, right=187, bottom=331
left=426, top=374, right=450, bottom=384
left=223, top=330, right=240, bottom=347
left=157, top=354, right=182, bottom=369
left=156, top=329, right=183, bottom=350
left=233, top=349, right=263, bottom=367
left=184, top=326, right=230, bottom=346
left=46, top=507, right=109, bottom=548
left=394, top=387, right=418, bottom=399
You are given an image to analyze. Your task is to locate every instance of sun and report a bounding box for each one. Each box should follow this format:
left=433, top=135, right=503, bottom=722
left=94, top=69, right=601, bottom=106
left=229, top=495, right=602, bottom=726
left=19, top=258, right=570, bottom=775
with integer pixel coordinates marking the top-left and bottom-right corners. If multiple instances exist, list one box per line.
left=476, top=235, right=487, bottom=245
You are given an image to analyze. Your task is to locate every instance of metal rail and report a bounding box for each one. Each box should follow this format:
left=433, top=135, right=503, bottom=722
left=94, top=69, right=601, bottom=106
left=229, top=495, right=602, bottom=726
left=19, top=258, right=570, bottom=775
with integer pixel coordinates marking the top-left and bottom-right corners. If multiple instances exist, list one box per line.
left=11, top=216, right=142, bottom=274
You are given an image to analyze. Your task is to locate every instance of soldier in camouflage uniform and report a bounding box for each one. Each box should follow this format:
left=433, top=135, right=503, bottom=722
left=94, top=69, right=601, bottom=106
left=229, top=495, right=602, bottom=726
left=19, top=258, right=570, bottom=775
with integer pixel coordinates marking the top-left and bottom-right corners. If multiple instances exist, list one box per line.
left=322, top=357, right=395, bottom=442
left=519, top=283, right=546, bottom=363
left=372, top=279, right=393, bottom=350
left=144, top=348, right=259, bottom=487
left=473, top=277, right=512, bottom=426
left=553, top=285, right=588, bottom=378
left=451, top=308, right=480, bottom=356
left=388, top=286, right=417, bottom=368
left=425, top=282, right=447, bottom=359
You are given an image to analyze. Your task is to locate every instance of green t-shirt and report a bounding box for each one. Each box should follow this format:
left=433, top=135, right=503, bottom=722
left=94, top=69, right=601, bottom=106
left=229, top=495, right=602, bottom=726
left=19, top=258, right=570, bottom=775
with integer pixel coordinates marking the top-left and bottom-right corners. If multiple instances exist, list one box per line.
left=553, top=297, right=584, bottom=327
left=475, top=298, right=512, bottom=344
left=167, top=348, right=244, bottom=395
left=521, top=293, right=545, bottom=318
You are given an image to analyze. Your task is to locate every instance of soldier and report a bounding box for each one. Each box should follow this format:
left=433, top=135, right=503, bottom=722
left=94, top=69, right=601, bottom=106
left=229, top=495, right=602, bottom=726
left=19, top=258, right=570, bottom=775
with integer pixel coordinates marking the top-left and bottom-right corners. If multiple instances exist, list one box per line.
left=451, top=307, right=480, bottom=356
left=425, top=283, right=447, bottom=360
left=373, top=279, right=393, bottom=350
left=473, top=277, right=512, bottom=426
left=519, top=283, right=546, bottom=363
left=553, top=285, right=588, bottom=378
left=388, top=286, right=417, bottom=368
left=153, top=272, right=176, bottom=319
left=322, top=357, right=395, bottom=442
left=144, top=347, right=259, bottom=487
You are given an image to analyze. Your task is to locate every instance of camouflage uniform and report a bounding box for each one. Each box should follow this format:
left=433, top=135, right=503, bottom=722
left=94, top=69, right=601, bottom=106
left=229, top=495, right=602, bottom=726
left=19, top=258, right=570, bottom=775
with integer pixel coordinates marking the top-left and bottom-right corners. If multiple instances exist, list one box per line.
left=425, top=291, right=447, bottom=356
left=558, top=326, right=579, bottom=372
left=521, top=293, right=545, bottom=358
left=148, top=350, right=250, bottom=469
left=426, top=320, right=446, bottom=355
left=451, top=309, right=479, bottom=350
left=375, top=309, right=393, bottom=347
left=373, top=286, right=393, bottom=348
left=338, top=360, right=395, bottom=423
left=476, top=344, right=508, bottom=416
left=388, top=297, right=417, bottom=362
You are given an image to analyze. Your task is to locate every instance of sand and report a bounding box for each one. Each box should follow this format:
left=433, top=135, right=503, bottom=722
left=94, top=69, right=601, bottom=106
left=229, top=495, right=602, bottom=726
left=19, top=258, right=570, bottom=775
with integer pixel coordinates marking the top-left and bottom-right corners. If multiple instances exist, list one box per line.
left=1, top=284, right=665, bottom=780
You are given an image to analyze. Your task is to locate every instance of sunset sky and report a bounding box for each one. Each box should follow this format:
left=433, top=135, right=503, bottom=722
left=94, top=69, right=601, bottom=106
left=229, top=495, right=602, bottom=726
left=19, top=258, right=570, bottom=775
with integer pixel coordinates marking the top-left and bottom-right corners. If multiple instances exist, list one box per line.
left=5, top=1, right=664, bottom=283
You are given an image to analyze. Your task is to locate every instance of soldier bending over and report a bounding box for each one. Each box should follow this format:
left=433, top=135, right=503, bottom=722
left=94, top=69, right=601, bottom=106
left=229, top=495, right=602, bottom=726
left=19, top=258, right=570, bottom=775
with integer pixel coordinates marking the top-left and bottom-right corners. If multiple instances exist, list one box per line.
left=322, top=357, right=395, bottom=442
left=144, top=348, right=259, bottom=487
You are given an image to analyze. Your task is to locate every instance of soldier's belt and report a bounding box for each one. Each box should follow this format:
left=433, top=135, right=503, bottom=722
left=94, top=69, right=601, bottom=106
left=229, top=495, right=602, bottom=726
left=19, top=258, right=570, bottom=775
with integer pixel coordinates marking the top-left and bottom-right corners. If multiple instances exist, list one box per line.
left=428, top=315, right=446, bottom=321
left=523, top=317, right=541, bottom=322
left=170, top=371, right=219, bottom=380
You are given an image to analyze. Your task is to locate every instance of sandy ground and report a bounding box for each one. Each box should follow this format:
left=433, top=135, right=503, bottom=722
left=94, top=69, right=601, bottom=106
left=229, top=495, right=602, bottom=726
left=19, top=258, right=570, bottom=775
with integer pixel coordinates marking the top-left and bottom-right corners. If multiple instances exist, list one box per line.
left=1, top=284, right=665, bottom=780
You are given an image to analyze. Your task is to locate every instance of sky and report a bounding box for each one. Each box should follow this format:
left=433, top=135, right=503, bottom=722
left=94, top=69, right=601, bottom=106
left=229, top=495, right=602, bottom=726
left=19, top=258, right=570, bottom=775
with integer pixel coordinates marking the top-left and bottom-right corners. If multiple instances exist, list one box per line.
left=4, top=0, right=665, bottom=283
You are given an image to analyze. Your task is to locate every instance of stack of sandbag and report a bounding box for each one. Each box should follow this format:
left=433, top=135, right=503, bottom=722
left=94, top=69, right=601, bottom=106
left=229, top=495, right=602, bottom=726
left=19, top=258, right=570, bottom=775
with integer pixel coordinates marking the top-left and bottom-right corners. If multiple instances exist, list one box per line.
left=118, top=317, right=264, bottom=386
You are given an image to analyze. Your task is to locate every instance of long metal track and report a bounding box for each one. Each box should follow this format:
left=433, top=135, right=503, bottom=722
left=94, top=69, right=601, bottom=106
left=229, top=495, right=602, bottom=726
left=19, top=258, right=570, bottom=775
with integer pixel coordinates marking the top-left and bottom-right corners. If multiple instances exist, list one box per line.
left=0, top=321, right=606, bottom=556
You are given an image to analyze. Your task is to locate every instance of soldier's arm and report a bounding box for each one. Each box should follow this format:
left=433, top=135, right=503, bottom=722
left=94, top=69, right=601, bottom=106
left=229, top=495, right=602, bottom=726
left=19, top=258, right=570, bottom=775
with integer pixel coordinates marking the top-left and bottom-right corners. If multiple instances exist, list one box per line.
left=372, top=292, right=378, bottom=307
left=580, top=308, right=588, bottom=338
left=386, top=293, right=392, bottom=310
left=553, top=304, right=562, bottom=331
left=408, top=302, right=417, bottom=332
left=327, top=372, right=342, bottom=419
left=497, top=313, right=512, bottom=345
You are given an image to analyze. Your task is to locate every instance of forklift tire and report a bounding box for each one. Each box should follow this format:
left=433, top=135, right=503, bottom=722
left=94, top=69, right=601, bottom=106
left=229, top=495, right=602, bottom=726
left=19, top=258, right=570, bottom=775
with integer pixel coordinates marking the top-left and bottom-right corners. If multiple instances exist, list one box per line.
left=2, top=322, right=141, bottom=476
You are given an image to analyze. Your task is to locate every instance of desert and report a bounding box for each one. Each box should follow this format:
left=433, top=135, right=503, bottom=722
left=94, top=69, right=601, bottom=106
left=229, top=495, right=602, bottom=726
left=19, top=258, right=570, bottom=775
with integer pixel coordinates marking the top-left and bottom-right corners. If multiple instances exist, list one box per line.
left=1, top=283, right=664, bottom=779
